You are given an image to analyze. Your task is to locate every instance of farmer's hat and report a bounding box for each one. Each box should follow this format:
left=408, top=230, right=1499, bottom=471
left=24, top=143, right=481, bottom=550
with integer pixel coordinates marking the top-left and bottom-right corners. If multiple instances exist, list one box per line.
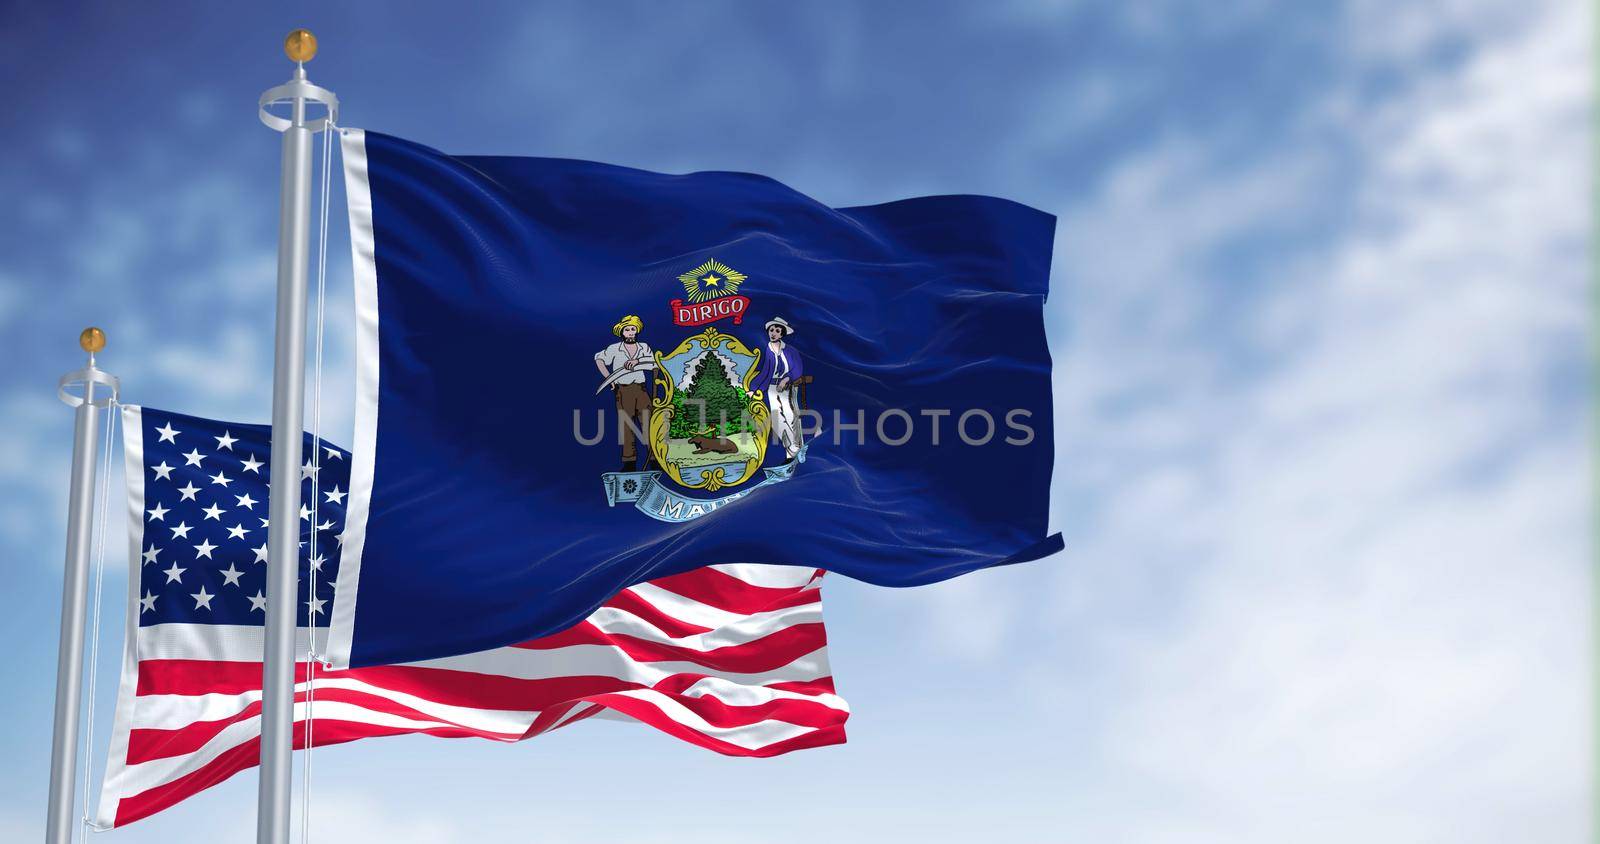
left=612, top=314, right=644, bottom=337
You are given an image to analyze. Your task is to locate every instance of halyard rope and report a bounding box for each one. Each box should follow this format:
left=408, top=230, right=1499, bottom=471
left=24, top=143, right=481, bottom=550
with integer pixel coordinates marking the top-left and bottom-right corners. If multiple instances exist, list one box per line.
left=300, top=111, right=336, bottom=844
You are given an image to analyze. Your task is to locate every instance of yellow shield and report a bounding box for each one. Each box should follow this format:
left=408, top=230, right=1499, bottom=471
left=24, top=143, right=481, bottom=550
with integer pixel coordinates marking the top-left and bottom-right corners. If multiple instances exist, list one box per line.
left=648, top=328, right=769, bottom=492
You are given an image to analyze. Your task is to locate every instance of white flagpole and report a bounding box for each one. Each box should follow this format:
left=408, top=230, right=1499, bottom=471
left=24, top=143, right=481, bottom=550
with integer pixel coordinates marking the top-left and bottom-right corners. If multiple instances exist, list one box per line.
left=45, top=328, right=118, bottom=844
left=256, top=29, right=336, bottom=844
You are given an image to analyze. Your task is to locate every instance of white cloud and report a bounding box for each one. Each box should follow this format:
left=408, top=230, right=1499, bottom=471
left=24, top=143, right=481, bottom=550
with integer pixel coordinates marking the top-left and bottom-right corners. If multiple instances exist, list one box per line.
left=1025, top=0, right=1591, bottom=840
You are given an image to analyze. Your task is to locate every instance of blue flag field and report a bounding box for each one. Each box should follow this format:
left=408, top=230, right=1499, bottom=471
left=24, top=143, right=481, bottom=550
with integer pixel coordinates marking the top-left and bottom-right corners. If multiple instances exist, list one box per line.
left=327, top=129, right=1061, bottom=668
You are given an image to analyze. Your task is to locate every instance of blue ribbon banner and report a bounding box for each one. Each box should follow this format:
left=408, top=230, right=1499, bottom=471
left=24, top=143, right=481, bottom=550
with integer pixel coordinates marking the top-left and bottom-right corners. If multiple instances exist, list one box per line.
left=602, top=446, right=808, bottom=523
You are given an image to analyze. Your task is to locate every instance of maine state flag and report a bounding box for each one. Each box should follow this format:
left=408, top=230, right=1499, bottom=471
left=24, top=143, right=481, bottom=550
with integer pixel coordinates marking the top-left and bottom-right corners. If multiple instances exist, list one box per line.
left=327, top=129, right=1060, bottom=668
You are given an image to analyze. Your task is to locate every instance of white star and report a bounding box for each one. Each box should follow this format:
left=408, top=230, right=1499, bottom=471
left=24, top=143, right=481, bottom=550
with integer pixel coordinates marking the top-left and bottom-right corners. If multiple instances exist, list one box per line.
left=241, top=454, right=264, bottom=474
left=182, top=449, right=205, bottom=467
left=324, top=447, right=343, bottom=460
left=309, top=553, right=327, bottom=572
left=227, top=523, right=249, bottom=540
left=155, top=422, right=180, bottom=444
left=334, top=531, right=347, bottom=547
left=209, top=471, right=233, bottom=488
left=306, top=595, right=326, bottom=617
left=141, top=545, right=160, bottom=565
left=235, top=493, right=258, bottom=510
left=324, top=486, right=346, bottom=505
left=194, top=539, right=217, bottom=559
left=214, top=431, right=238, bottom=451
left=139, top=591, right=158, bottom=613
left=253, top=543, right=269, bottom=564
left=259, top=517, right=270, bottom=528
left=162, top=562, right=186, bottom=584
left=191, top=586, right=215, bottom=610
left=301, top=460, right=319, bottom=480
left=316, top=519, right=334, bottom=532
left=169, top=521, right=192, bottom=539
left=201, top=503, right=224, bottom=521
left=248, top=591, right=268, bottom=612
left=220, top=564, right=244, bottom=587
left=147, top=503, right=169, bottom=522
left=299, top=504, right=312, bottom=522
left=151, top=462, right=174, bottom=481
left=177, top=482, right=200, bottom=502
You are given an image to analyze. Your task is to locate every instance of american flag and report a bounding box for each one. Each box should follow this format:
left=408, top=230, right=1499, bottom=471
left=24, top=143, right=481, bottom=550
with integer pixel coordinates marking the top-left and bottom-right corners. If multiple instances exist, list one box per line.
left=95, top=406, right=849, bottom=828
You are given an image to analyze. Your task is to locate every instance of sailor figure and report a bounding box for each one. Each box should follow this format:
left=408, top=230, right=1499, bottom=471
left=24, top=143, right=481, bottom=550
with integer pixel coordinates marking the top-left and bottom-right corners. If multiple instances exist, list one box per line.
left=595, top=315, right=654, bottom=471
left=753, top=316, right=804, bottom=460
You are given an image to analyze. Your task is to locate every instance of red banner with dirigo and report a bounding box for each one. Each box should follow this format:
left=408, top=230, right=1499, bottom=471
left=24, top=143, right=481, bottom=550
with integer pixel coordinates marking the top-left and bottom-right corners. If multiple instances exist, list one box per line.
left=670, top=295, right=750, bottom=327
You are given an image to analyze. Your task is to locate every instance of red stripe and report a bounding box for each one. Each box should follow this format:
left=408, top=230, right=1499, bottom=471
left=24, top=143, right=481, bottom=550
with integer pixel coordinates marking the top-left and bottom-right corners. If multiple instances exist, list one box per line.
left=648, top=690, right=847, bottom=730
left=588, top=588, right=714, bottom=637
left=138, top=658, right=833, bottom=719
left=529, top=702, right=605, bottom=737
left=582, top=692, right=847, bottom=758
left=523, top=700, right=582, bottom=737
left=514, top=622, right=829, bottom=673
left=641, top=567, right=823, bottom=615
left=646, top=674, right=847, bottom=728
left=126, top=685, right=525, bottom=765
left=770, top=677, right=837, bottom=695
left=139, top=660, right=643, bottom=710
left=137, top=659, right=315, bottom=696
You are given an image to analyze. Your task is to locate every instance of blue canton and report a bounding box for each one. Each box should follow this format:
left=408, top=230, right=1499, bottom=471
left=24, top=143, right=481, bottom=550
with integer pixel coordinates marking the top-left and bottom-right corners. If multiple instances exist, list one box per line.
left=135, top=408, right=349, bottom=628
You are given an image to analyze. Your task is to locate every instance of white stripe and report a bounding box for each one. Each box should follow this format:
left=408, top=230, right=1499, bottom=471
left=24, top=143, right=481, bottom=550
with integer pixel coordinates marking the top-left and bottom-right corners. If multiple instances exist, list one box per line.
left=678, top=676, right=850, bottom=713
left=325, top=127, right=377, bottom=670
left=706, top=564, right=820, bottom=589
left=135, top=623, right=319, bottom=662
left=137, top=624, right=833, bottom=687
left=624, top=579, right=820, bottom=630
left=414, top=643, right=833, bottom=688
left=546, top=702, right=604, bottom=731
left=128, top=676, right=540, bottom=737
left=603, top=689, right=820, bottom=750
left=581, top=600, right=823, bottom=651
left=625, top=582, right=752, bottom=628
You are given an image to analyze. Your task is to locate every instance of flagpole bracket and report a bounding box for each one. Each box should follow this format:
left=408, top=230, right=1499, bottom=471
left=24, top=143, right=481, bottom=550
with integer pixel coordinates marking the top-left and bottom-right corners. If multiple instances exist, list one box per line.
left=57, top=367, right=118, bottom=409
left=259, top=69, right=338, bottom=134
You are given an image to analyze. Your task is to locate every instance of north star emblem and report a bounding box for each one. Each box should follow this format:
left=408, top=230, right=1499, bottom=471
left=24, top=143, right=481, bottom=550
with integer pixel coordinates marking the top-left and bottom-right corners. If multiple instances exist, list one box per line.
left=679, top=259, right=746, bottom=301
left=671, top=259, right=751, bottom=327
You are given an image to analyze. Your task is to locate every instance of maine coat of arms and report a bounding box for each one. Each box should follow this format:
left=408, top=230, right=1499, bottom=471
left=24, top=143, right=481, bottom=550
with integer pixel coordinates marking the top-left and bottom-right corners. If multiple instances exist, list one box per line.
left=593, top=260, right=810, bottom=521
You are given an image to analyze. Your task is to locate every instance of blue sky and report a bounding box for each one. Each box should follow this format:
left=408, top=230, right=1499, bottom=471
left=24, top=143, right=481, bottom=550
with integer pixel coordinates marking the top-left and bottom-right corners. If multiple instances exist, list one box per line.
left=0, top=1, right=1589, bottom=841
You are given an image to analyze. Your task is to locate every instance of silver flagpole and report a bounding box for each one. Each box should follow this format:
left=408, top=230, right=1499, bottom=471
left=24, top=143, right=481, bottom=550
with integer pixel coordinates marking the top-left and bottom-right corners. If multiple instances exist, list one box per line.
left=256, top=29, right=337, bottom=844
left=45, top=328, right=118, bottom=844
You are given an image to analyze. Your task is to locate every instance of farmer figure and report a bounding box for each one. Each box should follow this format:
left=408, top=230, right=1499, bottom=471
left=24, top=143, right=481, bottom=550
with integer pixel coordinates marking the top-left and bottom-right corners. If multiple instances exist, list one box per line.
left=753, top=316, right=803, bottom=460
left=594, top=315, right=654, bottom=471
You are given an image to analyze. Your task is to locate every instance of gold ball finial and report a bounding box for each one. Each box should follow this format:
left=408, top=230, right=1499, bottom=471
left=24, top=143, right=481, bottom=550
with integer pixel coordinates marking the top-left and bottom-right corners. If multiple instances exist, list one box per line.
left=79, top=327, right=106, bottom=355
left=285, top=29, right=317, bottom=63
